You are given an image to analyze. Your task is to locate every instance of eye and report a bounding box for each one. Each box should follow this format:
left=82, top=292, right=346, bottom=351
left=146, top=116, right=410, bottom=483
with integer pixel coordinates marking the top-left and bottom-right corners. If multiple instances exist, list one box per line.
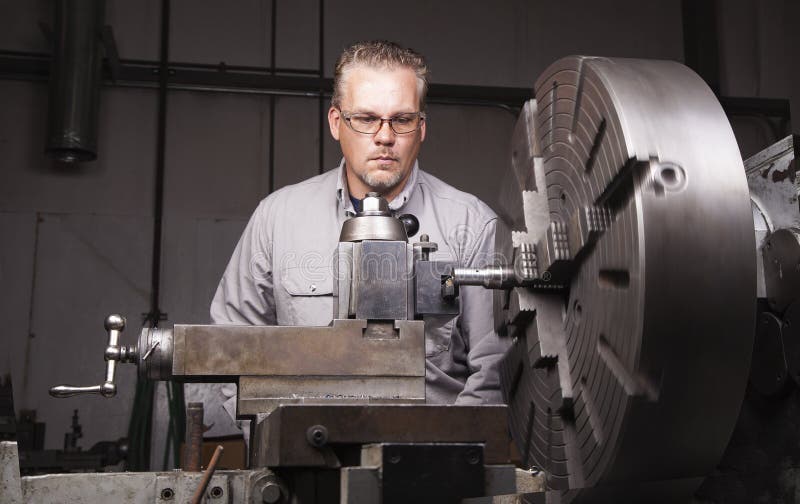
left=352, top=115, right=378, bottom=124
left=393, top=116, right=412, bottom=125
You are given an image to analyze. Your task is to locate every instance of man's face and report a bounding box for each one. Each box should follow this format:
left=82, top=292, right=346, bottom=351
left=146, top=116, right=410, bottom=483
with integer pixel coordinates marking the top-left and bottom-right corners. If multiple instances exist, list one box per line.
left=328, top=65, right=426, bottom=200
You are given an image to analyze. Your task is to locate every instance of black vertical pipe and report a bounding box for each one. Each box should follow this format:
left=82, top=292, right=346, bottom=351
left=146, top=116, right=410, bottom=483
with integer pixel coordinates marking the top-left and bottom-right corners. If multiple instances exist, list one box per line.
left=268, top=0, right=277, bottom=193
left=127, top=0, right=170, bottom=473
left=318, top=0, right=325, bottom=174
left=150, top=0, right=170, bottom=324
left=45, top=0, right=105, bottom=162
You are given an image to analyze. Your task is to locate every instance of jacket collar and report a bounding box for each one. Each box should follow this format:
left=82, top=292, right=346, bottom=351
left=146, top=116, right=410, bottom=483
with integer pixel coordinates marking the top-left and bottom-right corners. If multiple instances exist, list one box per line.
left=335, top=158, right=418, bottom=215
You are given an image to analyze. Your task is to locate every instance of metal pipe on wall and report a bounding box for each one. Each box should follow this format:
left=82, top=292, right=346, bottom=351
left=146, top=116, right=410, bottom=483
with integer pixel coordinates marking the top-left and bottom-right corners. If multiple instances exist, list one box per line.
left=318, top=0, right=325, bottom=174
left=45, top=0, right=105, bottom=163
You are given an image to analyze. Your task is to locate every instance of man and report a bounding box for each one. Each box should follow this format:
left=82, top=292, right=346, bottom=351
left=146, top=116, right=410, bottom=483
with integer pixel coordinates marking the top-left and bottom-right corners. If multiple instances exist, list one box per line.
left=211, top=40, right=507, bottom=404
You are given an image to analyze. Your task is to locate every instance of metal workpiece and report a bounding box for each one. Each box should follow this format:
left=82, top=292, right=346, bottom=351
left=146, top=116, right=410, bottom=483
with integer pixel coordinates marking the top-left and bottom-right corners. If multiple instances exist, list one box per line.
left=49, top=314, right=137, bottom=398
left=762, top=227, right=800, bottom=313
left=495, top=56, right=756, bottom=501
left=250, top=404, right=510, bottom=468
left=451, top=266, right=517, bottom=289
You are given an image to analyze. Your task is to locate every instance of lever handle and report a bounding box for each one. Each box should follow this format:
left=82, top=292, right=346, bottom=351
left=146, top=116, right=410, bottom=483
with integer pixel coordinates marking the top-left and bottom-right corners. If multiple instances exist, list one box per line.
left=49, top=314, right=135, bottom=399
left=49, top=384, right=116, bottom=398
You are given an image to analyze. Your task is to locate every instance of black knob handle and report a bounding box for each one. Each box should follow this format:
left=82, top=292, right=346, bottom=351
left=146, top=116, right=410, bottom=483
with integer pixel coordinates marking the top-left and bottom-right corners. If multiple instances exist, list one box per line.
left=398, top=214, right=419, bottom=238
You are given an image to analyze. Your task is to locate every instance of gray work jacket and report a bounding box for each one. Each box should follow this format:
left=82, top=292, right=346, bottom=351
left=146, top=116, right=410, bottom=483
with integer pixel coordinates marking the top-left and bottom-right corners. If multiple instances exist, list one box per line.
left=210, top=161, right=509, bottom=404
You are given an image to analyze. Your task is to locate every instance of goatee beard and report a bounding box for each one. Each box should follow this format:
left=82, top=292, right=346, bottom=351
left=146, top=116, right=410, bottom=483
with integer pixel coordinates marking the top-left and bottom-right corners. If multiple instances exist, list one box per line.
left=361, top=168, right=404, bottom=192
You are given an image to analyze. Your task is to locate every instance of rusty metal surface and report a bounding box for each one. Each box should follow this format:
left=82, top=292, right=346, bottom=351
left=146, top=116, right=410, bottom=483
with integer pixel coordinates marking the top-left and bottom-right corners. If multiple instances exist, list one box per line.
left=746, top=134, right=798, bottom=231
left=19, top=469, right=263, bottom=504
left=237, top=376, right=425, bottom=416
left=182, top=402, right=204, bottom=472
left=170, top=319, right=425, bottom=378
left=0, top=442, right=23, bottom=504
left=252, top=405, right=510, bottom=468
left=501, top=56, right=755, bottom=501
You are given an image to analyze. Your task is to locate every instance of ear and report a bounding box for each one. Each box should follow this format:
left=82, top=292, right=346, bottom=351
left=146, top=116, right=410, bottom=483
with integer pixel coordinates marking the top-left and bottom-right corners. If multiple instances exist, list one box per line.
left=328, top=106, right=341, bottom=141
left=419, top=115, right=427, bottom=143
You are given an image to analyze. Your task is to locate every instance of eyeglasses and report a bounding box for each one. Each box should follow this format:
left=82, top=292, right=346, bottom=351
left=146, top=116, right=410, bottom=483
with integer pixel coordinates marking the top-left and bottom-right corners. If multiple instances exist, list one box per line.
left=340, top=110, right=426, bottom=135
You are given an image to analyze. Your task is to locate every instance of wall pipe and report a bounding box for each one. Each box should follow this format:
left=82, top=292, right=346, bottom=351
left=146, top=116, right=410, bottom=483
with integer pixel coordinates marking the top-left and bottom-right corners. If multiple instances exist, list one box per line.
left=45, top=0, right=105, bottom=162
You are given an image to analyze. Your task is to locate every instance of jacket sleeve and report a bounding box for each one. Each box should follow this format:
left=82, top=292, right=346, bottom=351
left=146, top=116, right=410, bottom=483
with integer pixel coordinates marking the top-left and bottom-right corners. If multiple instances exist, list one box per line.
left=455, top=218, right=511, bottom=404
left=210, top=199, right=277, bottom=325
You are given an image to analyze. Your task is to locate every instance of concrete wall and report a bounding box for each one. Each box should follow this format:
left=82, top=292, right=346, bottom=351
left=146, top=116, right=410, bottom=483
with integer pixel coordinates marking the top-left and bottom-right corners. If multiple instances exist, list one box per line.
left=1, top=0, right=792, bottom=470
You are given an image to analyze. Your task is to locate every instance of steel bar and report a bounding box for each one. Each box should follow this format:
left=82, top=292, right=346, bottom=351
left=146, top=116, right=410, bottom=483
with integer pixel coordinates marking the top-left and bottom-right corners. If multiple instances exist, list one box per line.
left=189, top=445, right=223, bottom=504
left=182, top=403, right=203, bottom=472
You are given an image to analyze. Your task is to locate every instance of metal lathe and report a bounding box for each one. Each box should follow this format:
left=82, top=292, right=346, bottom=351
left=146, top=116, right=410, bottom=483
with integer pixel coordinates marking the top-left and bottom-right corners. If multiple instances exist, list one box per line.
left=2, top=55, right=798, bottom=503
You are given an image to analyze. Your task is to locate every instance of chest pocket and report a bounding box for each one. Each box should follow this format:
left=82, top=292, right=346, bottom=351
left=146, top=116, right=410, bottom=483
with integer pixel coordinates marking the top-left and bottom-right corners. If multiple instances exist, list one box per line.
left=280, top=266, right=334, bottom=326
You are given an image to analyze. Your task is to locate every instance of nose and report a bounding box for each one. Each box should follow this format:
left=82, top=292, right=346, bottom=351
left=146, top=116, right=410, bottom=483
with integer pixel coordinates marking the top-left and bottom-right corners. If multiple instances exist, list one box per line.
left=373, top=120, right=396, bottom=145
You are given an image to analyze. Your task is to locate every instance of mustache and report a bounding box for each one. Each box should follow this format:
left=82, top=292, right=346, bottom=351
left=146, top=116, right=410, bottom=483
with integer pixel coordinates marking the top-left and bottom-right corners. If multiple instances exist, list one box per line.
left=369, top=151, right=398, bottom=160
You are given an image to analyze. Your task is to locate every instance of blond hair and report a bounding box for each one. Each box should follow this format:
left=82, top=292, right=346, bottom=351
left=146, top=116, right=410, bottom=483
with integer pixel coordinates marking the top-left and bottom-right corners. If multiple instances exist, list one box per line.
left=332, top=40, right=429, bottom=111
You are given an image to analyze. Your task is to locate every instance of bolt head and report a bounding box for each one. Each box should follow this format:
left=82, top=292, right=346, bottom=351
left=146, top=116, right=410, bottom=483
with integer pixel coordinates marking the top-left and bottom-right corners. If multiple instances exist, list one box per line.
left=361, top=194, right=389, bottom=214
left=261, top=482, right=282, bottom=503
left=306, top=424, right=329, bottom=447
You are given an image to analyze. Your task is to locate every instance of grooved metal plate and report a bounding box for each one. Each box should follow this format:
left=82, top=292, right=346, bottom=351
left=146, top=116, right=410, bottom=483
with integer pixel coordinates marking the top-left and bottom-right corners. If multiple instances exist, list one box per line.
left=501, top=56, right=756, bottom=502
